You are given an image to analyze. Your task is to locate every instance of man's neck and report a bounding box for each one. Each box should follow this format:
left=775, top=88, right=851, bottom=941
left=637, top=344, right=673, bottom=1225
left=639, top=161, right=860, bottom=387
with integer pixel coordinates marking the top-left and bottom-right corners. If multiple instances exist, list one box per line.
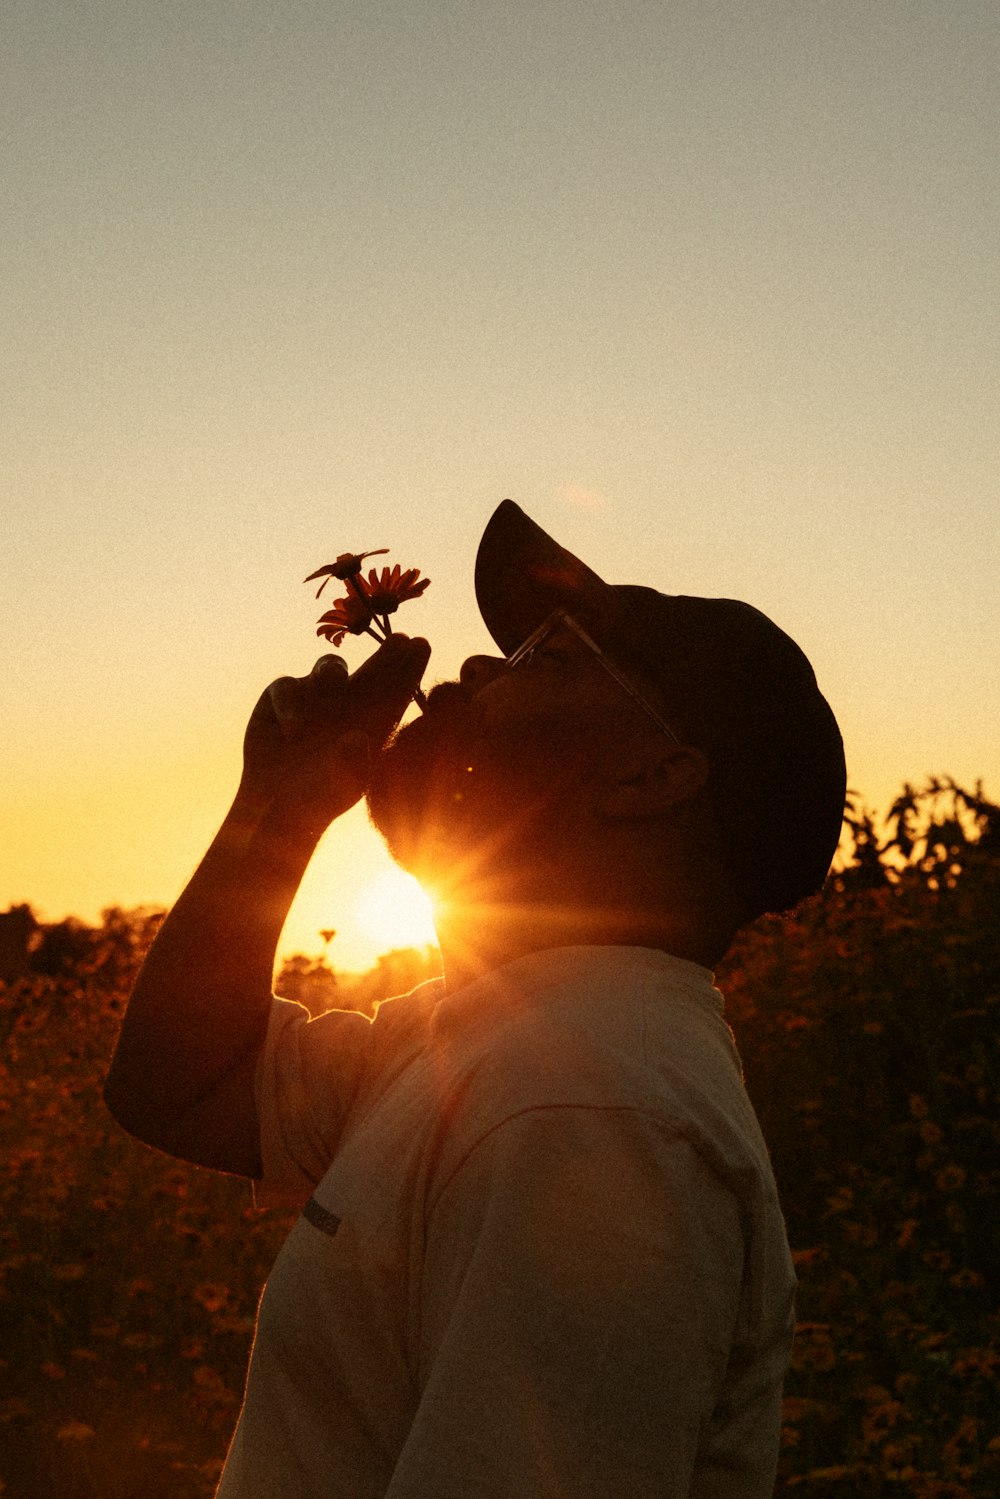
left=433, top=894, right=717, bottom=993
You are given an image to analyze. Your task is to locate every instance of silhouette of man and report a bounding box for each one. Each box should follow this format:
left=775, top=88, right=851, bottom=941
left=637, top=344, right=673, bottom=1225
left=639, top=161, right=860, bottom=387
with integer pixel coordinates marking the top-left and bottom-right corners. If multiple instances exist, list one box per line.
left=105, top=500, right=845, bottom=1498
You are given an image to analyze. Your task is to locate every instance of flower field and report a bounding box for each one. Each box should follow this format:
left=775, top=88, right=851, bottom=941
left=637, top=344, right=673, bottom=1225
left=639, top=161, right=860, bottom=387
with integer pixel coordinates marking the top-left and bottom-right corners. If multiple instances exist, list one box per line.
left=2, top=780, right=998, bottom=1497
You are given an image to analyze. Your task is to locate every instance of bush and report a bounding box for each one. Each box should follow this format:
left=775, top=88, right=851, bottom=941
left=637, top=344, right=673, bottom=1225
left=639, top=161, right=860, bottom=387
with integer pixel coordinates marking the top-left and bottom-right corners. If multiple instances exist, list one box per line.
left=717, top=780, right=1000, bottom=1494
left=1, top=780, right=997, bottom=1496
left=0, top=967, right=295, bottom=1497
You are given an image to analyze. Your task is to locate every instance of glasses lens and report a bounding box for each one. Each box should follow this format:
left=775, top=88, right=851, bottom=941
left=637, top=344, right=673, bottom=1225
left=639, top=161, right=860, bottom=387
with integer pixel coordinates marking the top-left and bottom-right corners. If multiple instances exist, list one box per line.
left=506, top=616, right=560, bottom=670
left=506, top=611, right=681, bottom=745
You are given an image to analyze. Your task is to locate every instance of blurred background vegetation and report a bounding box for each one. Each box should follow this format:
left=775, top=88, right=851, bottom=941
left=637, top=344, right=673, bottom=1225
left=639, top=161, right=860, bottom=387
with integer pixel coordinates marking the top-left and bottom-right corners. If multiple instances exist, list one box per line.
left=1, top=777, right=997, bottom=1497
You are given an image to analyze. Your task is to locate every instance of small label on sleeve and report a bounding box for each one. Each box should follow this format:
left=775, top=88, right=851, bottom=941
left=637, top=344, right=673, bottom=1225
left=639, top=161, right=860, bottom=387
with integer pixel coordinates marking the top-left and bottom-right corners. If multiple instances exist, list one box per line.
left=302, top=1196, right=342, bottom=1237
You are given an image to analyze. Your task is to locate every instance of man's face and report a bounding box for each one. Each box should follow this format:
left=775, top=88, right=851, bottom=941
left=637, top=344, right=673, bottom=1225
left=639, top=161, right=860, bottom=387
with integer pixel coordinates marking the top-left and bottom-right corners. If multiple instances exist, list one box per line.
left=365, top=621, right=635, bottom=889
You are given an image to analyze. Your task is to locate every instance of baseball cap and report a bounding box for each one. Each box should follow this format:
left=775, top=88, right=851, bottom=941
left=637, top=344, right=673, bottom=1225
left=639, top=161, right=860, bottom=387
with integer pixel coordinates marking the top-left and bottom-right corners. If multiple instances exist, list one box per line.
left=474, top=499, right=846, bottom=920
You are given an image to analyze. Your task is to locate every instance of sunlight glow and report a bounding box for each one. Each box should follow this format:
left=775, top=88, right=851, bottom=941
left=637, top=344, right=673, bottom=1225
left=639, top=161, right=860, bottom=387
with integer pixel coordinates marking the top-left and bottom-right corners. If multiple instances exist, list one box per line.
left=357, top=868, right=438, bottom=952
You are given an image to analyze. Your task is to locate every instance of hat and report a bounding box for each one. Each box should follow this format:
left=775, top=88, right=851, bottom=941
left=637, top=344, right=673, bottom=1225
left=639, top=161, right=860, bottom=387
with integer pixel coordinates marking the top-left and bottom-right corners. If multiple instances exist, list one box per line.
left=474, top=499, right=846, bottom=919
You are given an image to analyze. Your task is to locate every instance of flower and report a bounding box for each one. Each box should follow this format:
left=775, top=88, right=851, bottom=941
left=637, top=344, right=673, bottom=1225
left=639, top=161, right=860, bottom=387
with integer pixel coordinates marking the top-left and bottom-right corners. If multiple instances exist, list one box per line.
left=192, top=1283, right=230, bottom=1315
left=308, top=548, right=430, bottom=650
left=306, top=547, right=430, bottom=709
left=57, top=1420, right=96, bottom=1444
left=304, top=549, right=390, bottom=597
left=357, top=564, right=431, bottom=618
left=316, top=591, right=379, bottom=647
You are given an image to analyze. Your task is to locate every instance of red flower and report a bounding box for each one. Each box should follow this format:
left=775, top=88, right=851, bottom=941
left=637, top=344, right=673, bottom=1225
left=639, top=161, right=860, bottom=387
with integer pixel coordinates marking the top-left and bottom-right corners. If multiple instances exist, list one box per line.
left=304, top=549, right=389, bottom=598
left=316, top=591, right=378, bottom=647
left=308, top=545, right=430, bottom=675
left=358, top=564, right=431, bottom=617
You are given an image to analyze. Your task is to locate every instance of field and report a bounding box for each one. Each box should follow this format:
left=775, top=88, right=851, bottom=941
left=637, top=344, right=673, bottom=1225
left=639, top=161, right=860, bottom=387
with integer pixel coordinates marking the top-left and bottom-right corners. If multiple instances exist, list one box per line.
left=2, top=781, right=998, bottom=1497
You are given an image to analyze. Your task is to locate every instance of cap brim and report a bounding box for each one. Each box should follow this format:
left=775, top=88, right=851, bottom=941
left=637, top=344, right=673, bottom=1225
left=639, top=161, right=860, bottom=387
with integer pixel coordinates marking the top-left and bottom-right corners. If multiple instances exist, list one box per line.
left=474, top=500, right=616, bottom=654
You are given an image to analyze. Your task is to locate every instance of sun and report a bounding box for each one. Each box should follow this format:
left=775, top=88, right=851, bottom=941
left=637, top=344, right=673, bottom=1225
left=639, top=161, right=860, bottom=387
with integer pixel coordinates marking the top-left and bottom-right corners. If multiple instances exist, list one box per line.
left=357, top=867, right=438, bottom=953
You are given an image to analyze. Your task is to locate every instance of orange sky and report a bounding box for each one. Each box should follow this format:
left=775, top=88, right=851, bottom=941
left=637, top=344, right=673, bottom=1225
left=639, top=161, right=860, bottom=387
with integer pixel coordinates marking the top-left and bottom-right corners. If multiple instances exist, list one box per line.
left=4, top=1, right=998, bottom=972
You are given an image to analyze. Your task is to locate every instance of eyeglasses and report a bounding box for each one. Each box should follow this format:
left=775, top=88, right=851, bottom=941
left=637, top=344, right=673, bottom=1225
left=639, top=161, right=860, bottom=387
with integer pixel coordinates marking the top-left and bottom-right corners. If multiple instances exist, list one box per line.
left=504, top=609, right=682, bottom=745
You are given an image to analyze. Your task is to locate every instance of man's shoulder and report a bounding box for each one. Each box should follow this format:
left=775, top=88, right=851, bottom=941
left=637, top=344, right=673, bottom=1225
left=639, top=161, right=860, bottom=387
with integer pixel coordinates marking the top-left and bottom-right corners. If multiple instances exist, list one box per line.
left=433, top=945, right=726, bottom=1090
left=429, top=950, right=773, bottom=1206
left=430, top=967, right=667, bottom=1132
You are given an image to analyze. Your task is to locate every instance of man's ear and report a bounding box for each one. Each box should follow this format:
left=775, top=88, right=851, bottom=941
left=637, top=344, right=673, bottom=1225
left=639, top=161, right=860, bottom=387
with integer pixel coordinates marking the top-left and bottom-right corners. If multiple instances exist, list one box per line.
left=596, top=744, right=710, bottom=821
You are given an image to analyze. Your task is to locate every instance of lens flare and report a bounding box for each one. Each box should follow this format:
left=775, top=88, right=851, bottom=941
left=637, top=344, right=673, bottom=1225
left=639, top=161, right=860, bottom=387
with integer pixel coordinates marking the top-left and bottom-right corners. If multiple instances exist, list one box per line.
left=357, top=868, right=437, bottom=951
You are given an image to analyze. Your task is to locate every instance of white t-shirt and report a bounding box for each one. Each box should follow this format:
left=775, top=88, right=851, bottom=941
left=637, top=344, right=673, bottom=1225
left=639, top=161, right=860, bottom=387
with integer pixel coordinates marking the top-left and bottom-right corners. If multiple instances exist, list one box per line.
left=217, top=945, right=795, bottom=1499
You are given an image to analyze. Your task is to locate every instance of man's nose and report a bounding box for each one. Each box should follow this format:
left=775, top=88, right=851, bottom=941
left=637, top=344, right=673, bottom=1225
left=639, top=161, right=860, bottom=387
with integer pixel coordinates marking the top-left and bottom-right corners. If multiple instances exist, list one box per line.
left=459, top=654, right=507, bottom=695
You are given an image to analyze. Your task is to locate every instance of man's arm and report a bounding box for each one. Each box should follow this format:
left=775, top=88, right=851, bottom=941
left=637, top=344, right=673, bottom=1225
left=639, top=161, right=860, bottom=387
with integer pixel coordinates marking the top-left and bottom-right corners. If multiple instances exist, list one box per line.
left=103, top=634, right=430, bottom=1178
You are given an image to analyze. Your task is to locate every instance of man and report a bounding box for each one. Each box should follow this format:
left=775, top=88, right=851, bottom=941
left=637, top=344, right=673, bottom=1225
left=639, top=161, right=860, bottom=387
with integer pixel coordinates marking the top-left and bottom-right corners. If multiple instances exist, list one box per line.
left=105, top=500, right=846, bottom=1497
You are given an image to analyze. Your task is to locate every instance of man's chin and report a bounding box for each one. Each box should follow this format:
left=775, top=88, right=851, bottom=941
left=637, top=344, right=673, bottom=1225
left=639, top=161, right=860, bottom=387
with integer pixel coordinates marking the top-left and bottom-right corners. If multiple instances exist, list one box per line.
left=365, top=680, right=584, bottom=888
left=365, top=686, right=483, bottom=881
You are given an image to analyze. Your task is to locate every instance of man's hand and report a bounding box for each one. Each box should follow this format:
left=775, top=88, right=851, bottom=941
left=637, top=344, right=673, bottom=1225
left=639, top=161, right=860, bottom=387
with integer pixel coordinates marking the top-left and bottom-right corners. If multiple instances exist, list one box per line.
left=238, top=633, right=431, bottom=836
left=104, top=632, right=430, bottom=1176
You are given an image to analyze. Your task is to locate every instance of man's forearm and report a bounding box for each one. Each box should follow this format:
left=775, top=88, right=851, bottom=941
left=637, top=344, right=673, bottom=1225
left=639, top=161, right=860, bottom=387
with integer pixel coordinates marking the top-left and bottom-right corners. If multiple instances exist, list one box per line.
left=103, top=635, right=430, bottom=1171
left=103, top=789, right=321, bottom=1151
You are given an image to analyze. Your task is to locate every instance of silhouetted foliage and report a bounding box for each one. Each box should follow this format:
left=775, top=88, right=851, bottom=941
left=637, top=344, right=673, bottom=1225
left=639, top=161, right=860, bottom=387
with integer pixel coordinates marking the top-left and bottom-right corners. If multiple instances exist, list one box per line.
left=0, top=903, right=39, bottom=982
left=275, top=944, right=441, bottom=1017
left=2, top=778, right=997, bottom=1495
left=836, top=776, right=999, bottom=891
left=336, top=945, right=443, bottom=1014
left=14, top=905, right=166, bottom=992
left=273, top=953, right=340, bottom=1016
left=717, top=778, right=1000, bottom=1490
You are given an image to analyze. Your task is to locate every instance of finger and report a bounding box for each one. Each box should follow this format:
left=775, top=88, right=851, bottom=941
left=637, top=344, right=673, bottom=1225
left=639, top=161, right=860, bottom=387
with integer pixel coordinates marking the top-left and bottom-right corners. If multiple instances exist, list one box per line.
left=310, top=654, right=349, bottom=680
left=351, top=633, right=431, bottom=689
left=302, top=652, right=361, bottom=728
left=348, top=635, right=431, bottom=740
left=268, top=676, right=305, bottom=734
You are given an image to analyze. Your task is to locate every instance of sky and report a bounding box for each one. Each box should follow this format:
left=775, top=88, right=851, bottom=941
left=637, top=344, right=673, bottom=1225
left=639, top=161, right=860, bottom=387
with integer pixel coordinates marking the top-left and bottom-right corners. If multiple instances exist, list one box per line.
left=3, top=0, right=998, bottom=974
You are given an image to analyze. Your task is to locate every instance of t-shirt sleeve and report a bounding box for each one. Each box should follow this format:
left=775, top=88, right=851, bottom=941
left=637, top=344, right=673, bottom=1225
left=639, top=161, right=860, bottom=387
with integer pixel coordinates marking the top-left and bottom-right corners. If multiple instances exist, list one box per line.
left=253, top=985, right=440, bottom=1209
left=252, top=998, right=375, bottom=1208
left=388, top=1106, right=747, bottom=1499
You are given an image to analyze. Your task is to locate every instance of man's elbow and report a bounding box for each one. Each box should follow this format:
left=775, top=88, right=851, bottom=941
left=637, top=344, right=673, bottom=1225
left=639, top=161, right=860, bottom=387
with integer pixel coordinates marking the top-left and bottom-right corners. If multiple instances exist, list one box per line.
left=101, top=1051, right=265, bottom=1180
left=102, top=1062, right=167, bottom=1149
left=102, top=1044, right=196, bottom=1153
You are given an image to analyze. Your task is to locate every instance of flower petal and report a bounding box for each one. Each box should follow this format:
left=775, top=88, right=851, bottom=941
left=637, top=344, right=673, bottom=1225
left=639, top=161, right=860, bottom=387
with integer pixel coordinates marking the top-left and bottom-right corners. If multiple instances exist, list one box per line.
left=305, top=548, right=389, bottom=587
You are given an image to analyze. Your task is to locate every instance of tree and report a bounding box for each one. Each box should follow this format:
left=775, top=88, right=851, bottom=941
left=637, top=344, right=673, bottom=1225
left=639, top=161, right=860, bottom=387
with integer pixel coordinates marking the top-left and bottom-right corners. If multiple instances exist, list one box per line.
left=0, top=904, right=39, bottom=982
